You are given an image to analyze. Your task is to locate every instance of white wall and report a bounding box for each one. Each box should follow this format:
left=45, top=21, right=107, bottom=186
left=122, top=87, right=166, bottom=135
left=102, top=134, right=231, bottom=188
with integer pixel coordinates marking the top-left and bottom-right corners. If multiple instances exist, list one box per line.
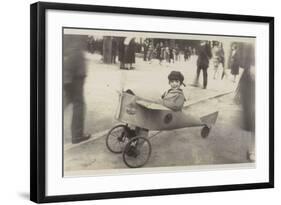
left=0, top=0, right=279, bottom=204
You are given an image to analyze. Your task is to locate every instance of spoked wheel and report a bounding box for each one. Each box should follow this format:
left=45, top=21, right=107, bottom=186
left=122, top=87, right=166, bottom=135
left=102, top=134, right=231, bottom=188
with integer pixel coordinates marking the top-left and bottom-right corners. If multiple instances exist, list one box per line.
left=106, top=124, right=129, bottom=153
left=122, top=136, right=152, bottom=168
left=201, top=125, right=210, bottom=138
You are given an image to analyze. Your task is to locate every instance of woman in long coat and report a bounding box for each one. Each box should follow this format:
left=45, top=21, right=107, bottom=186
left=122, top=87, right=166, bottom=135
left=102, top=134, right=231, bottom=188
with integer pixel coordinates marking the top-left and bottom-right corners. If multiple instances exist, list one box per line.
left=124, top=37, right=136, bottom=69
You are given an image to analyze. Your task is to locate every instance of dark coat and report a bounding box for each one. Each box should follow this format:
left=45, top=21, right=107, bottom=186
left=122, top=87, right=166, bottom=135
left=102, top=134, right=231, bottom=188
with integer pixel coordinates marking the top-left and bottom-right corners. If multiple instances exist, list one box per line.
left=197, top=43, right=212, bottom=69
left=124, top=39, right=136, bottom=64
left=156, top=45, right=162, bottom=59
left=63, top=35, right=87, bottom=84
left=230, top=50, right=240, bottom=75
left=118, top=37, right=126, bottom=63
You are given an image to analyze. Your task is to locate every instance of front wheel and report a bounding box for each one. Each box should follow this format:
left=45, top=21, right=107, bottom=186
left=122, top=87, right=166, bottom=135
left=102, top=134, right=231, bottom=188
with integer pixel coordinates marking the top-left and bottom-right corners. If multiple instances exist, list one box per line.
left=106, top=124, right=129, bottom=153
left=122, top=136, right=152, bottom=168
left=201, top=126, right=210, bottom=138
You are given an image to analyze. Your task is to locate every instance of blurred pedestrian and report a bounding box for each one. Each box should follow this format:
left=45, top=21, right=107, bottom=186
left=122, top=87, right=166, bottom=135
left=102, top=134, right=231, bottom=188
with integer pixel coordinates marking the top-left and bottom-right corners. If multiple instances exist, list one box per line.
left=63, top=34, right=91, bottom=144
left=156, top=42, right=164, bottom=65
left=230, top=43, right=240, bottom=82
left=212, top=42, right=224, bottom=79
left=194, top=41, right=212, bottom=89
left=155, top=42, right=161, bottom=65
left=147, top=42, right=154, bottom=63
left=169, top=46, right=174, bottom=63
left=174, top=44, right=180, bottom=61
left=143, top=40, right=149, bottom=61
left=184, top=46, right=190, bottom=61
left=235, top=43, right=255, bottom=161
left=118, top=37, right=125, bottom=69
left=124, top=37, right=136, bottom=70
left=87, top=36, right=94, bottom=53
left=219, top=43, right=226, bottom=79
left=192, top=47, right=196, bottom=55
left=164, top=45, right=170, bottom=63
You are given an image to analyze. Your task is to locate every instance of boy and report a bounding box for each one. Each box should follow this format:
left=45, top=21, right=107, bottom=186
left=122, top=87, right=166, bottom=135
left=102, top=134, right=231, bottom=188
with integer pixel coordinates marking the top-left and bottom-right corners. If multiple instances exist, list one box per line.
left=161, top=71, right=186, bottom=111
left=123, top=71, right=186, bottom=157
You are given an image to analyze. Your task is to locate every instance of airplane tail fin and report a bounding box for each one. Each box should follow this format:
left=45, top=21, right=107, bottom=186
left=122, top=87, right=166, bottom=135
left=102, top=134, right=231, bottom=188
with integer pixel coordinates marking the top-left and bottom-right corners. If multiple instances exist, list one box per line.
left=200, top=111, right=219, bottom=126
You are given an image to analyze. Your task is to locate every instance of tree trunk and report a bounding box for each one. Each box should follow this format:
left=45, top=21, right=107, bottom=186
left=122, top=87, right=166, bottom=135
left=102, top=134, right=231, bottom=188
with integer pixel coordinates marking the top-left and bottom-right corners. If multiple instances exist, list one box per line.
left=103, top=36, right=112, bottom=64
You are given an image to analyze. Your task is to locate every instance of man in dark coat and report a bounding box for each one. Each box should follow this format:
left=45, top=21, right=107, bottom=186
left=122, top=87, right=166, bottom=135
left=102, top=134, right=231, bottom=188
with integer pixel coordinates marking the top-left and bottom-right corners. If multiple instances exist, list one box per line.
left=63, top=34, right=90, bottom=144
left=195, top=41, right=212, bottom=89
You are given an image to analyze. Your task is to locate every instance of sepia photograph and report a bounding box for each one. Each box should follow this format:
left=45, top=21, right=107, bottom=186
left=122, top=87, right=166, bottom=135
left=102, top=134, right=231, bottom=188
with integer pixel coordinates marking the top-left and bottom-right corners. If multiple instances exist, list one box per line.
left=63, top=28, right=256, bottom=176
left=30, top=2, right=274, bottom=202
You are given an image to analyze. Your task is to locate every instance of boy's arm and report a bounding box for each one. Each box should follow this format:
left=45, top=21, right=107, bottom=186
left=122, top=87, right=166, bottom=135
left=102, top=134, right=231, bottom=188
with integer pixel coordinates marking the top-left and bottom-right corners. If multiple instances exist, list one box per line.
left=174, top=93, right=186, bottom=108
left=163, top=93, right=185, bottom=111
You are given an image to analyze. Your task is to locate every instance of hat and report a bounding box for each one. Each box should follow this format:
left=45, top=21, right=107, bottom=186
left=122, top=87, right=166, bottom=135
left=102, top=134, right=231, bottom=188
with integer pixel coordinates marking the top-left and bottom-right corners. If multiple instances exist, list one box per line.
left=168, top=71, right=186, bottom=86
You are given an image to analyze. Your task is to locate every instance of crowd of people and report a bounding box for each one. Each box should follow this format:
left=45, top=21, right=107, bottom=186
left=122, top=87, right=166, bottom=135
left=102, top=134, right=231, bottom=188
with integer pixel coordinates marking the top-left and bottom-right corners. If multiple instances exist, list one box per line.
left=86, top=36, right=253, bottom=92
left=142, top=40, right=198, bottom=65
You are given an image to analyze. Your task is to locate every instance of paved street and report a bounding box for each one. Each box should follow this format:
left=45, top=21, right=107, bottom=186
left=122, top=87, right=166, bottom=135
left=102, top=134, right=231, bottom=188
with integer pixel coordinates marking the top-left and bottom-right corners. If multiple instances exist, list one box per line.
left=63, top=53, right=254, bottom=174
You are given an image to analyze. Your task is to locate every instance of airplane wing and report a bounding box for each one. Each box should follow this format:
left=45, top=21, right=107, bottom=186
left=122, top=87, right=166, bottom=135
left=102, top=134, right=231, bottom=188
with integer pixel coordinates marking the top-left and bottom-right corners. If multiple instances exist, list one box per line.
left=117, top=94, right=214, bottom=130
left=136, top=100, right=171, bottom=111
left=183, top=90, right=233, bottom=109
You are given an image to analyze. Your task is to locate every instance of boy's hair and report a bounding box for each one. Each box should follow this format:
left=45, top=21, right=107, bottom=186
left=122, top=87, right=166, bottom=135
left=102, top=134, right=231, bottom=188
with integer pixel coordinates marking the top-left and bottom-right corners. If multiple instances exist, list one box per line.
left=168, top=71, right=186, bottom=86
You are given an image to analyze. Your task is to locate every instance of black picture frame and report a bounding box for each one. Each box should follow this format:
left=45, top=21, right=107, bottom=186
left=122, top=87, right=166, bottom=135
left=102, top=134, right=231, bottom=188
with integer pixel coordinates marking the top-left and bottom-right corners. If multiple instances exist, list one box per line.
left=30, top=1, right=274, bottom=203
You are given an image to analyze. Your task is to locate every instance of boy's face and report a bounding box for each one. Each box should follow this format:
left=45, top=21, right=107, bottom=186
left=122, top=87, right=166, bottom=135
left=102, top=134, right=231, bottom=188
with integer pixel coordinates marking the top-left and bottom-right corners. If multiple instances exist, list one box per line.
left=169, top=80, right=181, bottom=89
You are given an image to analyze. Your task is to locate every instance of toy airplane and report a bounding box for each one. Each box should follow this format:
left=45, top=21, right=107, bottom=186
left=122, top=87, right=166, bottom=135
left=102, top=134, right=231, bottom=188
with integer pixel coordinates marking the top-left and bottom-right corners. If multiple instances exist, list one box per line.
left=115, top=92, right=218, bottom=131
left=107, top=91, right=219, bottom=168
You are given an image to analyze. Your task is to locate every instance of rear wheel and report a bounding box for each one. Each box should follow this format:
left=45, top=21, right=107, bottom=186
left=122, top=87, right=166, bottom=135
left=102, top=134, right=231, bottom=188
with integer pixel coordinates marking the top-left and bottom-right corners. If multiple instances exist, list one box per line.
left=122, top=136, right=152, bottom=168
left=106, top=124, right=129, bottom=153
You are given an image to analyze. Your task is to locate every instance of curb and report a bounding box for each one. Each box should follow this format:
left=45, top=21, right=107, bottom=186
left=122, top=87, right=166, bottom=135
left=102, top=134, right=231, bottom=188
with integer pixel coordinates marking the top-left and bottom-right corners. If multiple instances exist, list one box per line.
left=64, top=129, right=110, bottom=151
